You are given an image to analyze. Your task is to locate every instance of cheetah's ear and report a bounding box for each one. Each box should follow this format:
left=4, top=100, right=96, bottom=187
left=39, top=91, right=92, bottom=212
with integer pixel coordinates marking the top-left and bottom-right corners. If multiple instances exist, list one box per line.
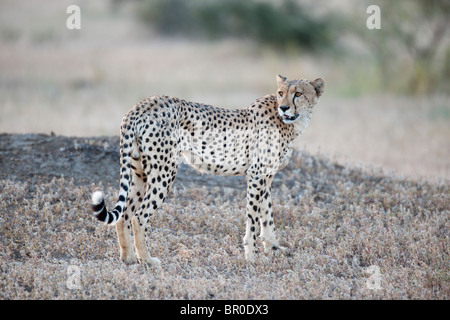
left=311, top=78, right=325, bottom=98
left=276, top=74, right=287, bottom=87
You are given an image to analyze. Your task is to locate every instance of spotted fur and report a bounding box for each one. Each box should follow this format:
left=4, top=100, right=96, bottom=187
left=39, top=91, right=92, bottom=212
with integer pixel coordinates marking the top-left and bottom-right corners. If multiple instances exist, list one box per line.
left=91, top=75, right=324, bottom=264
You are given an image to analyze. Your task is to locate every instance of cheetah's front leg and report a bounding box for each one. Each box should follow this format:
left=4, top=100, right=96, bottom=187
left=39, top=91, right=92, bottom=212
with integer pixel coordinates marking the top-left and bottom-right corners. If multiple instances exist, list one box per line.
left=243, top=214, right=258, bottom=262
left=243, top=175, right=260, bottom=262
left=258, top=176, right=287, bottom=255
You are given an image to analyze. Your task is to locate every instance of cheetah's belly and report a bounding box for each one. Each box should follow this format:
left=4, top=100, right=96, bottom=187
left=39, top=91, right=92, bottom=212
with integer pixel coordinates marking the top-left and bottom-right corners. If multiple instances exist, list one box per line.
left=181, top=150, right=249, bottom=176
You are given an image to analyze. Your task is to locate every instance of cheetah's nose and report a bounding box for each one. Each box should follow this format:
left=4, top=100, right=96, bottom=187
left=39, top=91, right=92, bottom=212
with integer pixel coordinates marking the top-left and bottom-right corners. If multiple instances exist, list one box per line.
left=279, top=105, right=290, bottom=112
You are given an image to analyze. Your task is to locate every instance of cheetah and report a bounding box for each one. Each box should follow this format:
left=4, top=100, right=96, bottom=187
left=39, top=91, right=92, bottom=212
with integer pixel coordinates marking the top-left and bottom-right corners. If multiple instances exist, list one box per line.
left=91, top=75, right=324, bottom=264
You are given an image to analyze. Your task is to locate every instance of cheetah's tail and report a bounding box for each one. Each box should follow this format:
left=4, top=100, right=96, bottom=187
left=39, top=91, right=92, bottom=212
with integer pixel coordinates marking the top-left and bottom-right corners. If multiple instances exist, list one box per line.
left=91, top=144, right=132, bottom=225
left=91, top=191, right=123, bottom=225
left=91, top=113, right=135, bottom=225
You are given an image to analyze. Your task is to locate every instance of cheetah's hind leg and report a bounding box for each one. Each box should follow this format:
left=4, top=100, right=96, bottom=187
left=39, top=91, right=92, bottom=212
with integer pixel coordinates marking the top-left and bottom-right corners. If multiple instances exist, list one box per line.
left=114, top=153, right=149, bottom=264
left=131, top=154, right=179, bottom=267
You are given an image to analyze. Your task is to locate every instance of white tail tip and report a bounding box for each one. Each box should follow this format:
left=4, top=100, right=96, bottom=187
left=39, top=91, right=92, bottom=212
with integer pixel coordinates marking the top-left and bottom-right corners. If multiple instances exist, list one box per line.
left=92, top=191, right=104, bottom=205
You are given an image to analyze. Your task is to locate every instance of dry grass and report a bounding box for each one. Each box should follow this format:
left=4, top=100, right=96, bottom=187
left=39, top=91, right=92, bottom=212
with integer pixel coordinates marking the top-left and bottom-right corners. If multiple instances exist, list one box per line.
left=1, top=153, right=448, bottom=299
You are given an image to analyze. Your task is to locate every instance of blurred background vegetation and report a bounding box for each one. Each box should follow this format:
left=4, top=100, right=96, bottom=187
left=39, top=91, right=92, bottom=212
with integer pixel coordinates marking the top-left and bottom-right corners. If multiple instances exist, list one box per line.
left=135, top=0, right=449, bottom=95
left=138, top=0, right=337, bottom=52
left=0, top=0, right=449, bottom=180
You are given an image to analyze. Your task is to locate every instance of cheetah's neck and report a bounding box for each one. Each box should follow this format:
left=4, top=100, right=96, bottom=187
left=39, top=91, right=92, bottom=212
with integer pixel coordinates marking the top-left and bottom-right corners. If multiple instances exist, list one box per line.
left=293, top=116, right=310, bottom=137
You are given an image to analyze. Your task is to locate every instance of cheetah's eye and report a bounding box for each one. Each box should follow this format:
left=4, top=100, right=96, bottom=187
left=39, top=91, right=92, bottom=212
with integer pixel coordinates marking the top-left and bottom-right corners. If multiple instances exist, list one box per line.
left=295, top=92, right=302, bottom=97
left=278, top=91, right=283, bottom=97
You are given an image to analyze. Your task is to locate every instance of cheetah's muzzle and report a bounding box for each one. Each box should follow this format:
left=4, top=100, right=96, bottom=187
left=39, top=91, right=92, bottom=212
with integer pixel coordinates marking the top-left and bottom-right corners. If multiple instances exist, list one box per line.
left=280, top=113, right=300, bottom=123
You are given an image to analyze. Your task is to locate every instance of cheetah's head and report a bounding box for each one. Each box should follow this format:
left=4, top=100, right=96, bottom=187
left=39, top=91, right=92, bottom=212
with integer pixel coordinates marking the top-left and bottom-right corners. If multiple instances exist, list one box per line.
left=276, top=75, right=324, bottom=125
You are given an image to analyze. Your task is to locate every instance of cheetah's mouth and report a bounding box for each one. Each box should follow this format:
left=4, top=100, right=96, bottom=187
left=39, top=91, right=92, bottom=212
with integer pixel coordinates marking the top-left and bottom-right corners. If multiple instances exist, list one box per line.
left=280, top=113, right=300, bottom=124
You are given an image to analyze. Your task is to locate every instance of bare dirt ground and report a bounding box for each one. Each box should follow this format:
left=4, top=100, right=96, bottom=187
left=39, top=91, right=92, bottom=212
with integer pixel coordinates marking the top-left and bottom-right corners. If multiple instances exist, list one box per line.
left=0, top=133, right=448, bottom=299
